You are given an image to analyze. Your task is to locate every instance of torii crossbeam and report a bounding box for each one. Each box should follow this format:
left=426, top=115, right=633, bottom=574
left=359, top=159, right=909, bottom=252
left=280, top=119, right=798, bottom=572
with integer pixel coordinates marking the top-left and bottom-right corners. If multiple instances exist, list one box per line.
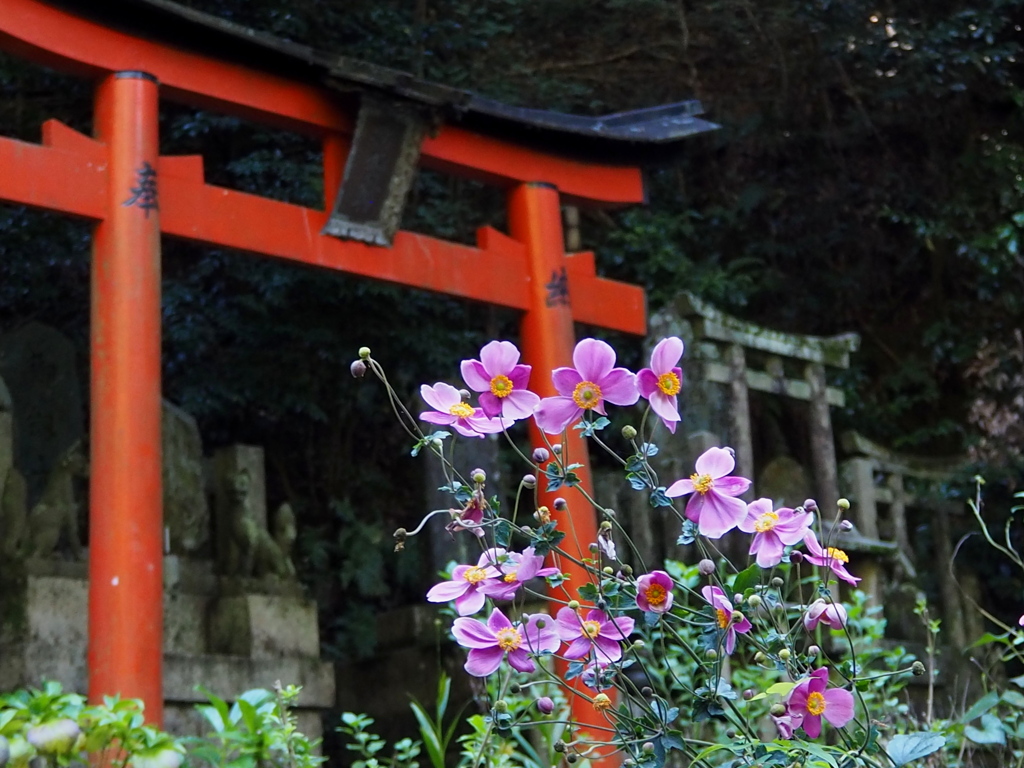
left=0, top=0, right=716, bottom=746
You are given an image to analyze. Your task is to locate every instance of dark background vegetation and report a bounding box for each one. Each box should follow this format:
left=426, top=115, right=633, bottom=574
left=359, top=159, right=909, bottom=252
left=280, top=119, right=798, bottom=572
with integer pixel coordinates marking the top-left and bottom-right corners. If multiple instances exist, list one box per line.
left=1, top=0, right=1022, bottom=669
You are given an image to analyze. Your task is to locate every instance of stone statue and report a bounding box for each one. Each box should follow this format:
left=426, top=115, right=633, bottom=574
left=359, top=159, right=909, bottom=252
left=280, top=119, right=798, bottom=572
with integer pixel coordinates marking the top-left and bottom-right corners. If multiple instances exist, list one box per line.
left=223, top=468, right=295, bottom=580
left=24, top=439, right=88, bottom=559
left=1, top=466, right=28, bottom=558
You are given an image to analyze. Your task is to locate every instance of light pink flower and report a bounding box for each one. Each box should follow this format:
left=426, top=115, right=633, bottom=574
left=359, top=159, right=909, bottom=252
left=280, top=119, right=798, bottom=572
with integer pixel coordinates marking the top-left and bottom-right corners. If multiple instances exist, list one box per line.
left=479, top=547, right=559, bottom=601
left=452, top=608, right=560, bottom=677
left=533, top=339, right=638, bottom=434
left=637, top=337, right=684, bottom=433
left=702, top=585, right=751, bottom=655
left=1019, top=613, right=1024, bottom=627
left=666, top=447, right=750, bottom=538
left=803, top=599, right=848, bottom=631
left=803, top=530, right=861, bottom=585
left=426, top=549, right=505, bottom=615
left=738, top=499, right=812, bottom=568
left=771, top=711, right=798, bottom=739
left=460, top=340, right=540, bottom=420
left=785, top=667, right=855, bottom=739
left=446, top=491, right=486, bottom=538
left=419, top=382, right=512, bottom=438
left=556, top=607, right=635, bottom=662
left=636, top=570, right=675, bottom=614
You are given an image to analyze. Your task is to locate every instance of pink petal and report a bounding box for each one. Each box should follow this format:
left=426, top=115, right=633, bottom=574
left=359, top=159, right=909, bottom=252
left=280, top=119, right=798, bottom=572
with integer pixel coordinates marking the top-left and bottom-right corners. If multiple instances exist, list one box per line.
left=665, top=477, right=695, bottom=497
left=592, top=636, right=623, bottom=662
left=420, top=382, right=460, bottom=411
left=647, top=391, right=680, bottom=429
left=551, top=366, right=582, bottom=397
left=738, top=498, right=773, bottom=533
left=506, top=648, right=537, bottom=673
left=508, top=364, right=532, bottom=390
left=419, top=411, right=456, bottom=426
left=803, top=529, right=824, bottom=557
left=636, top=369, right=659, bottom=399
left=460, top=360, right=491, bottom=392
left=723, top=628, right=737, bottom=655
left=480, top=340, right=520, bottom=374
left=598, top=368, right=639, bottom=406
left=801, top=713, right=822, bottom=739
left=697, top=493, right=747, bottom=539
left=823, top=689, right=855, bottom=727
left=563, top=636, right=592, bottom=659
left=503, top=389, right=540, bottom=419
left=694, top=447, right=735, bottom=478
left=713, top=476, right=752, bottom=497
left=555, top=607, right=584, bottom=640
left=464, top=647, right=504, bottom=677
left=427, top=580, right=469, bottom=603
left=486, top=607, right=514, bottom=631
left=452, top=618, right=496, bottom=649
left=573, top=338, right=616, bottom=383
left=524, top=617, right=561, bottom=654
left=534, top=396, right=581, bottom=434
left=753, top=535, right=785, bottom=568
left=651, top=337, right=684, bottom=373
left=477, top=392, right=503, bottom=418
left=604, top=615, right=635, bottom=639
left=455, top=588, right=486, bottom=615
left=451, top=421, right=486, bottom=438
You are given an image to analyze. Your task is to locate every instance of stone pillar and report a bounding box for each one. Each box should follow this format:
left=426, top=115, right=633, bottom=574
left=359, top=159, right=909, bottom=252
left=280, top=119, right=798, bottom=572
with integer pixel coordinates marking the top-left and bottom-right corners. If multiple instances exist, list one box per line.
left=806, top=363, right=839, bottom=509
left=845, top=457, right=879, bottom=538
left=727, top=344, right=754, bottom=496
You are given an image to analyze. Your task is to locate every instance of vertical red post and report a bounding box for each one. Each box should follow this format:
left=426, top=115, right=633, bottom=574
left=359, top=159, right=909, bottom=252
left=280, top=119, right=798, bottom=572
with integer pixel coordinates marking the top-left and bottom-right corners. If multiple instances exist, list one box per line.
left=89, top=71, right=164, bottom=724
left=509, top=183, right=613, bottom=762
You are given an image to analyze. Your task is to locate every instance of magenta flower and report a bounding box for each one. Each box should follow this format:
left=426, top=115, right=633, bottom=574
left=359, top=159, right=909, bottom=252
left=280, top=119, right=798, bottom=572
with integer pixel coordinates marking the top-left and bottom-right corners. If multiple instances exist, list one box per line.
left=420, top=382, right=512, bottom=438
left=446, top=491, right=486, bottom=538
left=460, top=340, right=540, bottom=420
left=479, top=547, right=559, bottom=601
left=452, top=608, right=560, bottom=677
left=771, top=711, right=799, bottom=740
left=533, top=339, right=639, bottom=435
left=426, top=549, right=505, bottom=615
left=786, top=667, right=855, bottom=739
left=1019, top=613, right=1024, bottom=627
left=637, top=337, right=684, bottom=433
left=665, top=447, right=750, bottom=539
left=738, top=499, right=812, bottom=568
left=701, top=585, right=751, bottom=655
left=581, top=660, right=615, bottom=690
left=556, top=607, right=635, bottom=662
left=803, top=598, right=848, bottom=631
left=803, top=530, right=861, bottom=585
left=635, top=570, right=675, bottom=614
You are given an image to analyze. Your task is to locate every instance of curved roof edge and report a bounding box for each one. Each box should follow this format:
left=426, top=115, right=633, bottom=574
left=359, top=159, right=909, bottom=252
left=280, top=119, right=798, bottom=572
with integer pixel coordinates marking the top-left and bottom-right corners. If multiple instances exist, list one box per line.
left=45, top=0, right=719, bottom=162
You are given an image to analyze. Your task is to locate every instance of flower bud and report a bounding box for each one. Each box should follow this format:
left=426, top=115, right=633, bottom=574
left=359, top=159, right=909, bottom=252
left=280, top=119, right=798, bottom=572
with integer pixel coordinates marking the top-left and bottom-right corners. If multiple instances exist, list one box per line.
left=840, top=519, right=854, bottom=531
left=778, top=649, right=792, bottom=661
left=592, top=693, right=612, bottom=712
left=128, top=749, right=185, bottom=768
left=747, top=594, right=763, bottom=609
left=534, top=505, right=549, bottom=524
left=536, top=696, right=555, bottom=715
left=770, top=703, right=786, bottom=717
left=631, top=640, right=646, bottom=651
left=622, top=425, right=638, bottom=440
left=520, top=525, right=532, bottom=534
left=349, top=360, right=367, bottom=378
left=837, top=498, right=851, bottom=511
left=807, top=645, right=820, bottom=657
left=603, top=507, right=617, bottom=519
left=642, top=742, right=655, bottom=754
left=358, top=346, right=371, bottom=359
left=568, top=600, right=580, bottom=610
left=912, top=661, right=927, bottom=676
left=803, top=499, right=818, bottom=512
left=600, top=520, right=613, bottom=532
left=603, top=566, right=614, bottom=575
left=554, top=497, right=567, bottom=510
left=459, top=389, right=472, bottom=401
left=705, top=648, right=718, bottom=660
left=731, top=610, right=745, bottom=624
left=554, top=740, right=567, bottom=753
left=566, top=754, right=579, bottom=764
left=532, top=447, right=550, bottom=463
left=620, top=564, right=633, bottom=576
left=471, top=468, right=487, bottom=484
left=552, top=443, right=563, bottom=455
left=733, top=593, right=743, bottom=604
left=698, top=559, right=716, bottom=576
left=790, top=550, right=803, bottom=564
left=771, top=577, right=785, bottom=588
left=725, top=729, right=736, bottom=739
left=523, top=474, right=537, bottom=489
left=509, top=683, right=522, bottom=694
left=493, top=699, right=508, bottom=713
left=742, top=689, right=754, bottom=701
left=754, top=652, right=767, bottom=664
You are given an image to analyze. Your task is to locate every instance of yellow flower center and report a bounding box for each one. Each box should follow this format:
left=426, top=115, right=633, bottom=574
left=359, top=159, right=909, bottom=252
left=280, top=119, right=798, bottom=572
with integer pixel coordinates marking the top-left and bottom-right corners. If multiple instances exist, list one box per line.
left=490, top=374, right=513, bottom=398
left=572, top=381, right=602, bottom=409
left=449, top=402, right=474, bottom=418
left=644, top=584, right=668, bottom=607
left=754, top=511, right=780, bottom=533
left=657, top=371, right=681, bottom=396
left=581, top=620, right=602, bottom=639
left=806, top=691, right=826, bottom=716
left=716, top=608, right=730, bottom=629
left=691, top=473, right=714, bottom=494
left=824, top=547, right=849, bottom=564
left=592, top=693, right=612, bottom=712
left=496, top=627, right=522, bottom=652
left=503, top=570, right=518, bottom=583
left=463, top=566, right=488, bottom=584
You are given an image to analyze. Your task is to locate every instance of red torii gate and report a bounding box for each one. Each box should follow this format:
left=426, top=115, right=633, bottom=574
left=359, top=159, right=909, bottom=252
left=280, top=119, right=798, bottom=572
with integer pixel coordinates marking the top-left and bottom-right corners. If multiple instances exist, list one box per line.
left=0, top=0, right=715, bottom=744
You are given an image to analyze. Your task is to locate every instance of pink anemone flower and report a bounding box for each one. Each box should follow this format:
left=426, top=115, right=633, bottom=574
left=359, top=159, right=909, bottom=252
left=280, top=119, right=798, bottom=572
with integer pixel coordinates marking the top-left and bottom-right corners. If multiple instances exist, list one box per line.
left=803, top=530, right=861, bottom=585
left=533, top=339, right=639, bottom=435
left=420, top=382, right=512, bottom=438
left=738, top=499, right=812, bottom=568
left=452, top=608, right=560, bottom=677
left=479, top=547, right=559, bottom=601
left=786, top=667, right=855, bottom=739
left=666, top=447, right=750, bottom=539
left=426, top=548, right=505, bottom=615
left=803, top=598, right=848, bottom=631
left=460, top=340, right=540, bottom=420
left=635, top=570, right=675, bottom=614
left=701, top=585, right=751, bottom=655
left=637, top=337, right=684, bottom=433
left=555, top=607, right=635, bottom=663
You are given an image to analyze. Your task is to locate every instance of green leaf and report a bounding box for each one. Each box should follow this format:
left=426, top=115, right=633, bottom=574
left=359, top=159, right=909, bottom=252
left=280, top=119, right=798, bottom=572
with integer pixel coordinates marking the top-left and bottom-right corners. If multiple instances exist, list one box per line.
left=730, top=563, right=761, bottom=596
left=748, top=682, right=795, bottom=701
left=962, top=690, right=999, bottom=722
left=965, top=713, right=1006, bottom=746
left=884, top=733, right=946, bottom=766
left=1003, top=690, right=1024, bottom=709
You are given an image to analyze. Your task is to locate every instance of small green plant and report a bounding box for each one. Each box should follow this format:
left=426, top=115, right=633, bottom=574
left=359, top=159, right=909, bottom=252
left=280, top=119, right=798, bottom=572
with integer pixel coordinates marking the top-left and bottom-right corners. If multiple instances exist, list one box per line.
left=336, top=712, right=421, bottom=768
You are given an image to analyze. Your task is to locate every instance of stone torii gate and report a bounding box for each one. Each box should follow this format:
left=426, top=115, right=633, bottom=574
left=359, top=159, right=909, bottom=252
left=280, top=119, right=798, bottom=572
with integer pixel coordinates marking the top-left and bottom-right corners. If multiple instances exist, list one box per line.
left=0, top=0, right=716, bottom=739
